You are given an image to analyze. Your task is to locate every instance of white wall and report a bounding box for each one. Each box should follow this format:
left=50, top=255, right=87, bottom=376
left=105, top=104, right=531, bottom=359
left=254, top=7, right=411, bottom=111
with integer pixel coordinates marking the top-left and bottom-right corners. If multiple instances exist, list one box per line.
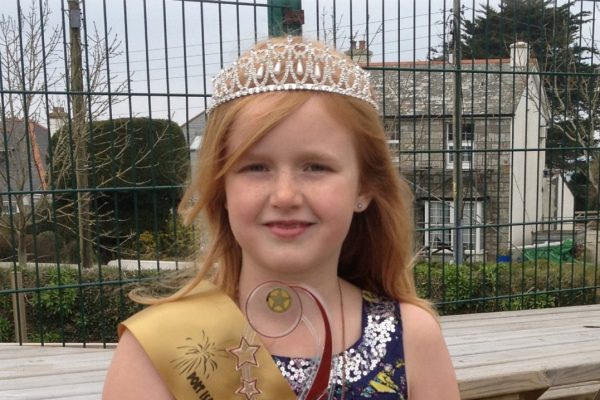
left=510, top=76, right=547, bottom=247
left=558, top=175, right=575, bottom=230
left=542, top=173, right=575, bottom=230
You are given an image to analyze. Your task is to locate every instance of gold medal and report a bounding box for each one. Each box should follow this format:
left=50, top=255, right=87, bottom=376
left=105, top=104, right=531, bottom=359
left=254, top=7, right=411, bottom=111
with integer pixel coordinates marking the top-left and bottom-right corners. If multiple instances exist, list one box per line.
left=266, top=287, right=292, bottom=313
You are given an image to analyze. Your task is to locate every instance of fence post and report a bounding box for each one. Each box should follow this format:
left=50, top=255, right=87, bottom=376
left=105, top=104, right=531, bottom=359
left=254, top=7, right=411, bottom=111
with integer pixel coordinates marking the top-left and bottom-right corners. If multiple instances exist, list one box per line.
left=11, top=271, right=28, bottom=343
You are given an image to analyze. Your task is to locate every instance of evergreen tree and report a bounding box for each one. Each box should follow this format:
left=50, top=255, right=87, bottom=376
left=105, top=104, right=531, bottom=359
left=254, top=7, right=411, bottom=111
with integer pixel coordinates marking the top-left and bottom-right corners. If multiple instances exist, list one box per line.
left=48, top=118, right=190, bottom=263
left=462, top=0, right=583, bottom=69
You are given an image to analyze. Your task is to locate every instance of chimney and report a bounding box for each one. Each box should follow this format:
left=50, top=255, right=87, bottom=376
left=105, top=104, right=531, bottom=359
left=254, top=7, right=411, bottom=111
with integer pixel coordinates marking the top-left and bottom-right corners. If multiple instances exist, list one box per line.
left=344, top=40, right=372, bottom=64
left=510, top=42, right=530, bottom=68
left=48, top=106, right=67, bottom=136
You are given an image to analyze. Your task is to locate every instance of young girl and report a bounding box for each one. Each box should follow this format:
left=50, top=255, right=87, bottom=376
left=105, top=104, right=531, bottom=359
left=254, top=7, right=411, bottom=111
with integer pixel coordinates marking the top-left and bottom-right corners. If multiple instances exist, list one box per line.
left=103, top=36, right=459, bottom=400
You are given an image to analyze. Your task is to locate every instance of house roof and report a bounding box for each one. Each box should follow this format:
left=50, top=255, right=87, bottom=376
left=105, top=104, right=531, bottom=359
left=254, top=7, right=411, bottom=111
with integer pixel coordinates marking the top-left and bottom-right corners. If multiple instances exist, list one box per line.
left=180, top=110, right=206, bottom=130
left=0, top=119, right=49, bottom=193
left=366, top=59, right=535, bottom=117
left=181, top=111, right=207, bottom=150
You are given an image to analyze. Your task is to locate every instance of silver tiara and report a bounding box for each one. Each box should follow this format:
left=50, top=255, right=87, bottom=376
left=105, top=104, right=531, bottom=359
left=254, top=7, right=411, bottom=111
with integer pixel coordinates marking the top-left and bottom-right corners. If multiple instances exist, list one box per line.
left=207, top=36, right=378, bottom=113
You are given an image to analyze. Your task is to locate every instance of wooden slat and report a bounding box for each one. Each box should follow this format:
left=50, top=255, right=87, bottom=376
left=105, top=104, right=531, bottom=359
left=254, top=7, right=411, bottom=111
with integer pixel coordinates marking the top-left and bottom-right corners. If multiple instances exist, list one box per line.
left=0, top=344, right=114, bottom=400
left=442, top=305, right=600, bottom=399
left=540, top=381, right=600, bottom=400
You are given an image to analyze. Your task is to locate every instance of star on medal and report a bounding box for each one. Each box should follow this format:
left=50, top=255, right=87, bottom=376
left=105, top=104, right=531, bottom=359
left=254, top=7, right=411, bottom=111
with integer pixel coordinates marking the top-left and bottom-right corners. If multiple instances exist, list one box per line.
left=235, top=378, right=261, bottom=400
left=228, top=337, right=260, bottom=370
left=266, top=287, right=292, bottom=313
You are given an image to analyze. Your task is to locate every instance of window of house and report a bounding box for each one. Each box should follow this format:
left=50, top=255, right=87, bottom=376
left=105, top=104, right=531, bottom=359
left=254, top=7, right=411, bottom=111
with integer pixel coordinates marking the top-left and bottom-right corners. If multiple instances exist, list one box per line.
left=0, top=147, right=14, bottom=165
left=385, top=118, right=400, bottom=164
left=427, top=201, right=452, bottom=249
left=387, top=139, right=399, bottom=163
left=425, top=200, right=483, bottom=254
left=446, top=122, right=474, bottom=169
left=1, top=200, right=19, bottom=215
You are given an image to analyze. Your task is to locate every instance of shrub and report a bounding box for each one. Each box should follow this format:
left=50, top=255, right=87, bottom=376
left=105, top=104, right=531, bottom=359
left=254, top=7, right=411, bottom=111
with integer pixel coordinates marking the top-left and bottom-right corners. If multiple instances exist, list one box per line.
left=123, top=216, right=196, bottom=260
left=0, top=265, right=158, bottom=343
left=0, top=316, right=11, bottom=341
left=0, top=234, right=13, bottom=262
left=48, top=117, right=190, bottom=264
left=415, top=260, right=599, bottom=315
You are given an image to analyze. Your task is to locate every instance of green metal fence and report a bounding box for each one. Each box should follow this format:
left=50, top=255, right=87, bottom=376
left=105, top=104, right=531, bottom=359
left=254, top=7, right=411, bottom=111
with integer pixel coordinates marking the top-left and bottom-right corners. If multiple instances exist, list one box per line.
left=0, top=0, right=599, bottom=344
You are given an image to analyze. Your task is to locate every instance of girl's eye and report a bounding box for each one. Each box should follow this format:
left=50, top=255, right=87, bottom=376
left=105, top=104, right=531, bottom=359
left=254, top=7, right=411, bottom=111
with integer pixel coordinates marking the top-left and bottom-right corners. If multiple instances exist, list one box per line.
left=306, top=163, right=329, bottom=172
left=241, top=163, right=268, bottom=172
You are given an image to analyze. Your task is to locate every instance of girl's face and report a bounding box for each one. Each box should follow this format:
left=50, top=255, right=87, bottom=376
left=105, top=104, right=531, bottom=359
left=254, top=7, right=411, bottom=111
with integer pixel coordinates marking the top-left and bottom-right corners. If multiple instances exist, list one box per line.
left=224, top=95, right=371, bottom=280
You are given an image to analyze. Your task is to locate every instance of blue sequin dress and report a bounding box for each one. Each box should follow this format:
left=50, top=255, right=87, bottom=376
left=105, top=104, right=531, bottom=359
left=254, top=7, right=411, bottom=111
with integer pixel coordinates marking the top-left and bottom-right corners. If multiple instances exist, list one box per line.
left=273, top=291, right=408, bottom=399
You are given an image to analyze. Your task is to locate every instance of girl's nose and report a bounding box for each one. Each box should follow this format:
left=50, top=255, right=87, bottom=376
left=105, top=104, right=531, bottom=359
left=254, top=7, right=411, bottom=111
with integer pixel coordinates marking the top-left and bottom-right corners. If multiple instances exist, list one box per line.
left=270, top=171, right=302, bottom=208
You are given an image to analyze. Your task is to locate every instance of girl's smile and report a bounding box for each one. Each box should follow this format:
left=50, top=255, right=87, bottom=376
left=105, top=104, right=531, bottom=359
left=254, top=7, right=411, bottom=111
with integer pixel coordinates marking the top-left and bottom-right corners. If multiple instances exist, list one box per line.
left=264, top=220, right=314, bottom=239
left=224, top=94, right=371, bottom=280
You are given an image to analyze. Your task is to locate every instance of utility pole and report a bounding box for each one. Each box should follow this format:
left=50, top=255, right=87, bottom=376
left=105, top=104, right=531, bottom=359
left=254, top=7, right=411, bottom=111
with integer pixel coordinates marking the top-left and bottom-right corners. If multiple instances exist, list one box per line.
left=68, top=0, right=92, bottom=268
left=452, top=0, right=464, bottom=265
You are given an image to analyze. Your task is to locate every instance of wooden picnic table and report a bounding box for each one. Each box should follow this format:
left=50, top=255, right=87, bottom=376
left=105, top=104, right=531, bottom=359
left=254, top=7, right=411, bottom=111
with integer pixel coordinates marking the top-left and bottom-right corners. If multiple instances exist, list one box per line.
left=445, top=304, right=600, bottom=400
left=0, top=304, right=599, bottom=399
left=0, top=343, right=114, bottom=400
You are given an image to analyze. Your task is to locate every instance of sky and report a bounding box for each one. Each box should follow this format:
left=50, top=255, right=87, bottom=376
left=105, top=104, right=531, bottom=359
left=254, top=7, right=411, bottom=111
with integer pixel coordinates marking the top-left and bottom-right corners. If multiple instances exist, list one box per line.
left=1, top=0, right=599, bottom=125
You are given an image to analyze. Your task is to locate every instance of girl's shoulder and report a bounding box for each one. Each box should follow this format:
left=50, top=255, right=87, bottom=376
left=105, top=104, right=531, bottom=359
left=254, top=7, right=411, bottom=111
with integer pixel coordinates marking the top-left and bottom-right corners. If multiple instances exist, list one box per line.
left=399, top=302, right=461, bottom=399
left=398, top=301, right=445, bottom=353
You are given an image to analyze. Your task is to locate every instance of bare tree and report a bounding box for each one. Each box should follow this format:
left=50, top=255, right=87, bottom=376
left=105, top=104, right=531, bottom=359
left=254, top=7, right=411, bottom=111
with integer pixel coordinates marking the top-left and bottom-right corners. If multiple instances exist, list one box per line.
left=319, top=7, right=383, bottom=56
left=0, top=1, right=60, bottom=267
left=0, top=0, right=126, bottom=267
left=320, top=6, right=346, bottom=48
left=547, top=57, right=600, bottom=206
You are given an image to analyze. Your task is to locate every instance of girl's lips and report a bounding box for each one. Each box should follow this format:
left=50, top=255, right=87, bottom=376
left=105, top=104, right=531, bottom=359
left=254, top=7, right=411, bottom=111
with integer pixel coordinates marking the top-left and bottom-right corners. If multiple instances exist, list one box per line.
left=265, top=221, right=312, bottom=238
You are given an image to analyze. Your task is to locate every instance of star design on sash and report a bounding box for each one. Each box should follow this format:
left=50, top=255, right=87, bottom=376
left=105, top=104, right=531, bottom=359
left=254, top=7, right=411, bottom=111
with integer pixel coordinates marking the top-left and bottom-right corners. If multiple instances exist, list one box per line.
left=228, top=336, right=260, bottom=370
left=235, top=378, right=261, bottom=400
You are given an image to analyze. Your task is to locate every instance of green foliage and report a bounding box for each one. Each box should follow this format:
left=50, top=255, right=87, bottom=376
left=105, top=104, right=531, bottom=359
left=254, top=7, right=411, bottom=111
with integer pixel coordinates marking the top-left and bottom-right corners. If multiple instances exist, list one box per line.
left=124, top=215, right=196, bottom=260
left=461, top=0, right=586, bottom=70
left=50, top=118, right=189, bottom=192
left=0, top=290, right=13, bottom=340
left=0, top=230, right=64, bottom=263
left=29, top=330, right=62, bottom=343
left=0, top=316, right=11, bottom=341
left=47, top=118, right=190, bottom=263
left=35, top=268, right=78, bottom=317
left=415, top=260, right=598, bottom=315
left=0, top=265, right=155, bottom=342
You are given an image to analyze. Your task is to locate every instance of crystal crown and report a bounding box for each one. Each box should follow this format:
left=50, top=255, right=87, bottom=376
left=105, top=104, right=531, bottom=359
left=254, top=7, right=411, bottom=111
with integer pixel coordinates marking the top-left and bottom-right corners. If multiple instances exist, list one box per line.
left=207, top=36, right=378, bottom=113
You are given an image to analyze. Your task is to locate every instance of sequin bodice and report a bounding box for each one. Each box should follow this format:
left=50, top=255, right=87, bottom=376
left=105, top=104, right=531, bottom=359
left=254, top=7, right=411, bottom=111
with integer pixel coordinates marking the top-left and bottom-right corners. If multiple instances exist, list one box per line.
left=273, top=291, right=408, bottom=399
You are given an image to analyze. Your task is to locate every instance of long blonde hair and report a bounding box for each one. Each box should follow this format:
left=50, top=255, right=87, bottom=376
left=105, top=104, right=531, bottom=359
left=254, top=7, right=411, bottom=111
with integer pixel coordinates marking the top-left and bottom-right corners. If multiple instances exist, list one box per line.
left=130, top=39, right=432, bottom=314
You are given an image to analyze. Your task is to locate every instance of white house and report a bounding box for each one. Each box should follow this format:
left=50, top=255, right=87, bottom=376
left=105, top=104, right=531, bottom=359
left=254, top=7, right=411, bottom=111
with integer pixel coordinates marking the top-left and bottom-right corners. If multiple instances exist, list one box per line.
left=367, top=42, right=576, bottom=261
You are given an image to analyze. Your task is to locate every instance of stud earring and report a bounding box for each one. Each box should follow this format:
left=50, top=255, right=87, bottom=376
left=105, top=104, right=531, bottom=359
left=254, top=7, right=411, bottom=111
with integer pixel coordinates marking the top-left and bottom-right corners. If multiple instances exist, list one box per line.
left=356, top=203, right=363, bottom=211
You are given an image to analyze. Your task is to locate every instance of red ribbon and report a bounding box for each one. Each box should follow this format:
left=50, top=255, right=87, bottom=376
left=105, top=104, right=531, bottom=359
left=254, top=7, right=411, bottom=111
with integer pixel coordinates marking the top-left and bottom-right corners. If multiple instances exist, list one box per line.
left=292, top=286, right=333, bottom=400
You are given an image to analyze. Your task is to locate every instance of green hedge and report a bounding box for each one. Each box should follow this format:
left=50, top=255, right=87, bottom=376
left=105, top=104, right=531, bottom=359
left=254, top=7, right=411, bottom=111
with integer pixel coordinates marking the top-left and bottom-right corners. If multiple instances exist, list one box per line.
left=0, top=265, right=158, bottom=343
left=416, top=260, right=600, bottom=314
left=0, top=260, right=598, bottom=342
left=48, top=117, right=190, bottom=264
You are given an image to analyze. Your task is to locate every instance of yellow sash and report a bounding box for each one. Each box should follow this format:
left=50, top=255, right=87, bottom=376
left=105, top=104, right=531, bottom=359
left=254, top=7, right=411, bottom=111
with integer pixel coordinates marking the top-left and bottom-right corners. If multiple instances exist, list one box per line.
left=120, top=281, right=297, bottom=400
